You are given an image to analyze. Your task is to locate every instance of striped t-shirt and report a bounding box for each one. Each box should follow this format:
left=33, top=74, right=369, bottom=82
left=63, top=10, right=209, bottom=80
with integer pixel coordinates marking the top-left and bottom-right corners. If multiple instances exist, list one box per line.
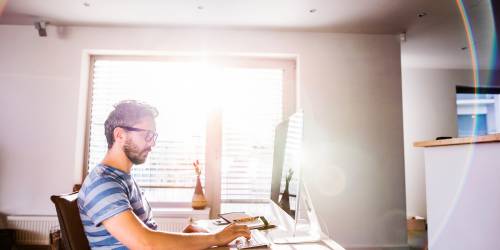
left=78, top=164, right=158, bottom=249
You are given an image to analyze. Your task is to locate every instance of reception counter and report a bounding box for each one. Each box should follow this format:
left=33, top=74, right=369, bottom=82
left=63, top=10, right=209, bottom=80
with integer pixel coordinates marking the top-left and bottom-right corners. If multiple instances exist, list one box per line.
left=415, top=134, right=500, bottom=250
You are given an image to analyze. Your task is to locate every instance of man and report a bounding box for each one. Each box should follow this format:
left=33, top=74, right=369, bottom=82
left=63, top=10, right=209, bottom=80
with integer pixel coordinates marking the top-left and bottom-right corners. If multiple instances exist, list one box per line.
left=78, top=100, right=250, bottom=249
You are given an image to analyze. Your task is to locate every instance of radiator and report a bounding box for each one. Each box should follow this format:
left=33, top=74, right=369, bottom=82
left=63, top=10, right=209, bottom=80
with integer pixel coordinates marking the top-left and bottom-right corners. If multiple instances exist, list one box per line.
left=6, top=216, right=190, bottom=245
left=6, top=215, right=59, bottom=245
left=153, top=218, right=189, bottom=232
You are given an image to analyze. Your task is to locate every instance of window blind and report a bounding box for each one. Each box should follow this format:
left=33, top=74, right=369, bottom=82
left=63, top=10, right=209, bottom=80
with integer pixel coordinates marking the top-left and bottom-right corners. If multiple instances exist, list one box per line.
left=220, top=68, right=283, bottom=203
left=87, top=57, right=288, bottom=203
left=88, top=59, right=207, bottom=202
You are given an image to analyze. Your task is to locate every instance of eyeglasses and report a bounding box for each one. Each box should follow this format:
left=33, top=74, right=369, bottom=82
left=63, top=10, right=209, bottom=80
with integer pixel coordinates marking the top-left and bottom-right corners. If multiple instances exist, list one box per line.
left=118, top=126, right=158, bottom=143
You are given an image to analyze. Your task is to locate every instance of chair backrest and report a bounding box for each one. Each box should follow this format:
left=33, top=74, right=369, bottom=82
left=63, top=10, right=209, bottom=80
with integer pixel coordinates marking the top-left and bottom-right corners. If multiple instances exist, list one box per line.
left=50, top=192, right=90, bottom=250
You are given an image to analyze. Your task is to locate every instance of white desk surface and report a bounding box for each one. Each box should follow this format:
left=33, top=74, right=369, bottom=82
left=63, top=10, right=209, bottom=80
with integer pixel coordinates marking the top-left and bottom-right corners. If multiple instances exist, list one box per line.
left=210, top=241, right=342, bottom=250
left=194, top=202, right=345, bottom=250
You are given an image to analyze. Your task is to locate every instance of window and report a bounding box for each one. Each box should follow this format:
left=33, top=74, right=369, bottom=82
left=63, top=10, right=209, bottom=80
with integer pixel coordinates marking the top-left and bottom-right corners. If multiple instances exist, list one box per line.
left=220, top=68, right=284, bottom=203
left=456, top=86, right=500, bottom=137
left=85, top=55, right=296, bottom=206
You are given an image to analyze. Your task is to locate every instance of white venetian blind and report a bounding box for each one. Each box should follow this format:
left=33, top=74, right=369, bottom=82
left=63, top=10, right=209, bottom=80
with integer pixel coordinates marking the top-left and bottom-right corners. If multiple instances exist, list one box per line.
left=88, top=58, right=207, bottom=202
left=220, top=68, right=283, bottom=203
left=87, top=56, right=289, bottom=203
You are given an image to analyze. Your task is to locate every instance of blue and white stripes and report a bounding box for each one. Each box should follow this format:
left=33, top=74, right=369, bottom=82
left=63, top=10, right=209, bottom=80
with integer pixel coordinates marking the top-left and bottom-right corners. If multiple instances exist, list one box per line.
left=78, top=164, right=158, bottom=249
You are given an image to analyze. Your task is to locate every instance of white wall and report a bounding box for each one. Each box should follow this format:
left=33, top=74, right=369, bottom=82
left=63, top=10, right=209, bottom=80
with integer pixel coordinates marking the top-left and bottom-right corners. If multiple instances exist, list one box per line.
left=400, top=0, right=498, bottom=220
left=402, top=68, right=500, bottom=219
left=0, top=25, right=406, bottom=248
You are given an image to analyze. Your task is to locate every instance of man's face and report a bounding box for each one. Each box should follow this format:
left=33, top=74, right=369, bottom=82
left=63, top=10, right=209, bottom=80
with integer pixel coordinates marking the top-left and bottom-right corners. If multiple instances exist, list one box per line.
left=122, top=116, right=156, bottom=165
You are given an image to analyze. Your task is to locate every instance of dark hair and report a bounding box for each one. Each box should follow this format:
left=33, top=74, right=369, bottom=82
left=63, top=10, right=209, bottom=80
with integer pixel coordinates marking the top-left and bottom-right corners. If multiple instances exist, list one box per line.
left=104, top=100, right=158, bottom=149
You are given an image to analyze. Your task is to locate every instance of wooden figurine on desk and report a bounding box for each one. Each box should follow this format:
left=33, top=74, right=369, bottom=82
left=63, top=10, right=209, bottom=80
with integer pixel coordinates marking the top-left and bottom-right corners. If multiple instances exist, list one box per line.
left=192, top=160, right=208, bottom=209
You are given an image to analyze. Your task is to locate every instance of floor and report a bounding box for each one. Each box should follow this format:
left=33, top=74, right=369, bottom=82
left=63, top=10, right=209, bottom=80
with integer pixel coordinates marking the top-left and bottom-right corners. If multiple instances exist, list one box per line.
left=408, top=229, right=427, bottom=250
left=12, top=246, right=49, bottom=250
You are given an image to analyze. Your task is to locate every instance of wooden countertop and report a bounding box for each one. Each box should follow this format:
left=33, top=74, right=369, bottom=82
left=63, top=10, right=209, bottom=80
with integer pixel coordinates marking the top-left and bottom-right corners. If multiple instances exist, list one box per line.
left=414, top=133, right=500, bottom=147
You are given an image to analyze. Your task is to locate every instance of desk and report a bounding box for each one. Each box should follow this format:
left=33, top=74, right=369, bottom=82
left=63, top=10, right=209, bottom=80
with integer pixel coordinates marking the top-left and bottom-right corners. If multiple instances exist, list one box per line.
left=415, top=134, right=500, bottom=250
left=195, top=202, right=345, bottom=250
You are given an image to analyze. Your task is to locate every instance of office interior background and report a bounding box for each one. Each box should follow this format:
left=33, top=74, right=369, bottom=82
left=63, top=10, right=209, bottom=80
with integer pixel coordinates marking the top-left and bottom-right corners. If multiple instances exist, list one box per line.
left=0, top=0, right=498, bottom=249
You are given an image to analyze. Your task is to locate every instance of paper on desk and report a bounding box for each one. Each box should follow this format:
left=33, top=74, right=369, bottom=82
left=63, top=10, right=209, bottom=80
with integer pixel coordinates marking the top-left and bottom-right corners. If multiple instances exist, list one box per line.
left=218, top=212, right=267, bottom=230
left=235, top=218, right=266, bottom=230
left=218, top=212, right=251, bottom=223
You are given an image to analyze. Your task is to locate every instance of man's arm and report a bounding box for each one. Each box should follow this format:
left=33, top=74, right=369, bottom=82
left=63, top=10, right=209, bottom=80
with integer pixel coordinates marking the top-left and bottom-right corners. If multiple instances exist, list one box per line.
left=102, top=210, right=250, bottom=250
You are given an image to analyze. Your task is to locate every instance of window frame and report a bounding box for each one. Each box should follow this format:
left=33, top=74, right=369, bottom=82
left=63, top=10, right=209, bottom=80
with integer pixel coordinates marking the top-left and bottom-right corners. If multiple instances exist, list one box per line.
left=80, top=53, right=297, bottom=214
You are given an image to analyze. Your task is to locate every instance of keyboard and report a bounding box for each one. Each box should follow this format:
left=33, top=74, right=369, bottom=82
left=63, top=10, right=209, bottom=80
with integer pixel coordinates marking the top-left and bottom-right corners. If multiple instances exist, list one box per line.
left=235, top=229, right=270, bottom=249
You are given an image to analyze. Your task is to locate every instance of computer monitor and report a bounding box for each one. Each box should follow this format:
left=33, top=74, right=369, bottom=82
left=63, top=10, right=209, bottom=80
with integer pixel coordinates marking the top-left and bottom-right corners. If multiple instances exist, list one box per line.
left=269, top=111, right=324, bottom=244
left=270, top=111, right=303, bottom=220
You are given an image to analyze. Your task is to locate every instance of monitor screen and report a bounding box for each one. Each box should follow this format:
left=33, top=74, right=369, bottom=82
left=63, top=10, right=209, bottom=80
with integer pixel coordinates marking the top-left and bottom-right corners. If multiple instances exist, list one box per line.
left=270, top=111, right=303, bottom=219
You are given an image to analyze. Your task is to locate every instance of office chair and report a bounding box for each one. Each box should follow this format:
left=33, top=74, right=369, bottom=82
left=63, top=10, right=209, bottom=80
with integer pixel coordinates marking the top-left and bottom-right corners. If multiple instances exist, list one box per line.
left=50, top=192, right=90, bottom=250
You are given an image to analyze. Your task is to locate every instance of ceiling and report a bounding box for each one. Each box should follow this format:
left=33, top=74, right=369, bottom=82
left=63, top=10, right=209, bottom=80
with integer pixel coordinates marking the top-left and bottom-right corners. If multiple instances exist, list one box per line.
left=0, top=0, right=440, bottom=33
left=401, top=0, right=496, bottom=70
left=0, top=0, right=495, bottom=69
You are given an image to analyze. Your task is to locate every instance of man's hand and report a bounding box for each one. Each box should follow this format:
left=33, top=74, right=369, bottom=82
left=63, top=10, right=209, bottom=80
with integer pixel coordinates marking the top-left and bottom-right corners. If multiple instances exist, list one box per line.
left=182, top=224, right=209, bottom=233
left=214, top=223, right=251, bottom=246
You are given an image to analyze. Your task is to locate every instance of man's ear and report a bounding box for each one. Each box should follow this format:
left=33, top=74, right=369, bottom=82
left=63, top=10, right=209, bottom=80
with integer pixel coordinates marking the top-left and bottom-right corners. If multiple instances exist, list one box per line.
left=113, top=127, right=126, bottom=145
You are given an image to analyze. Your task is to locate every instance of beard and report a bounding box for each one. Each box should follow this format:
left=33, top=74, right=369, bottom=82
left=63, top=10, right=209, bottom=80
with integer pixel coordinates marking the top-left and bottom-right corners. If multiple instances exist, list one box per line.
left=123, top=138, right=151, bottom=165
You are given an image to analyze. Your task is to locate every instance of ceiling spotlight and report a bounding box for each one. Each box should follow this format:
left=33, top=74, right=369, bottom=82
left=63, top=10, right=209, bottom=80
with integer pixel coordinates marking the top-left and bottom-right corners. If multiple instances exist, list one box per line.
left=34, top=21, right=48, bottom=37
left=309, top=9, right=317, bottom=13
left=417, top=12, right=427, bottom=18
left=83, top=2, right=90, bottom=7
left=400, top=32, right=407, bottom=42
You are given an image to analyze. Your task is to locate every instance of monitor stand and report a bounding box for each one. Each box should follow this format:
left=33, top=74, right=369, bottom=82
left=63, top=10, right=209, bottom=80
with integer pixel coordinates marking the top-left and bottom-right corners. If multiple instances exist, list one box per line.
left=272, top=235, right=321, bottom=244
left=270, top=218, right=323, bottom=244
left=269, top=182, right=324, bottom=244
